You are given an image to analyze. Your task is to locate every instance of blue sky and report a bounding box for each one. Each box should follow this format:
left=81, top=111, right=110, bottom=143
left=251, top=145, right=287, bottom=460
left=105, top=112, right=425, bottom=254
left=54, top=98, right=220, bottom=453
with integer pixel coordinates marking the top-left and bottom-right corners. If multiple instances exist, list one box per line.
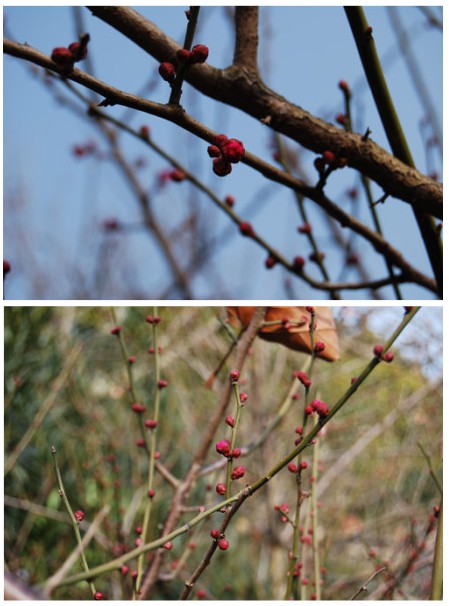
left=3, top=6, right=443, bottom=300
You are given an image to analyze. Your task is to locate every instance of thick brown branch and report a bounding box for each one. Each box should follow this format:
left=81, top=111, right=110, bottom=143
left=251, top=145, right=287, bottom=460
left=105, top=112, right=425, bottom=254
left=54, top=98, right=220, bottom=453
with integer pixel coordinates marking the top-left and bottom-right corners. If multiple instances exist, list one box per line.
left=85, top=7, right=443, bottom=217
left=233, top=7, right=259, bottom=73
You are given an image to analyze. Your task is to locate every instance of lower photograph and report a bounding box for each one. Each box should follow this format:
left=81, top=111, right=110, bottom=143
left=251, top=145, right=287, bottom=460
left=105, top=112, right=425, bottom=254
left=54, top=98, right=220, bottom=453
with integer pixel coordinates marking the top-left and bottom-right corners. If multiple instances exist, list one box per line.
left=4, top=306, right=442, bottom=600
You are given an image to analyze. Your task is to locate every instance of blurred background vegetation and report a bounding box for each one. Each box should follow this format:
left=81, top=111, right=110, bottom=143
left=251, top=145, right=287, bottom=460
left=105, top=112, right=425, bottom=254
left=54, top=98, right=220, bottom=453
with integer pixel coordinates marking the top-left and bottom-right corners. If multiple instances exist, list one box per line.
left=4, top=306, right=442, bottom=599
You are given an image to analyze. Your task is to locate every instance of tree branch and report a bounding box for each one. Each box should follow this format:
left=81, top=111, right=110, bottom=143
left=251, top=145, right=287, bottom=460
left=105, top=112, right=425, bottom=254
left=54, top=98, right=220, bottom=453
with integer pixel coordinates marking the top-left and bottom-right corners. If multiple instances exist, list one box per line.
left=85, top=7, right=443, bottom=218
left=233, top=7, right=259, bottom=73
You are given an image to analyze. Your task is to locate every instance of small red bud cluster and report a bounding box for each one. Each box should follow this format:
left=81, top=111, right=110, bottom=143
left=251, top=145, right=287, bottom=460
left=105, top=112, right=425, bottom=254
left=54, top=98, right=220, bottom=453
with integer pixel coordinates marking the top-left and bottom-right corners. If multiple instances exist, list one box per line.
left=305, top=399, right=330, bottom=419
left=274, top=503, right=290, bottom=523
left=373, top=344, right=395, bottom=363
left=159, top=44, right=209, bottom=84
left=208, top=134, right=245, bottom=177
left=146, top=315, right=161, bottom=324
left=51, top=36, right=89, bottom=68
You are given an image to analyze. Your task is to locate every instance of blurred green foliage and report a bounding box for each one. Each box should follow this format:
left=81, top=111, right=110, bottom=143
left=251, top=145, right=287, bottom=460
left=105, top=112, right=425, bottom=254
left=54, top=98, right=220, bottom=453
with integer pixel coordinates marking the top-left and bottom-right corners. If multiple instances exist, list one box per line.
left=4, top=307, right=442, bottom=599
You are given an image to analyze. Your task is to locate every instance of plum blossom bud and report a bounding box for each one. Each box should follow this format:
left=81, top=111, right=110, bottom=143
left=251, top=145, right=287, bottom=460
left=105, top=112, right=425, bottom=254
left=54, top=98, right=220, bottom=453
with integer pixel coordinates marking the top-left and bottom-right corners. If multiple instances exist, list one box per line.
left=231, top=465, right=245, bottom=480
left=222, top=138, right=245, bottom=163
left=159, top=62, right=176, bottom=82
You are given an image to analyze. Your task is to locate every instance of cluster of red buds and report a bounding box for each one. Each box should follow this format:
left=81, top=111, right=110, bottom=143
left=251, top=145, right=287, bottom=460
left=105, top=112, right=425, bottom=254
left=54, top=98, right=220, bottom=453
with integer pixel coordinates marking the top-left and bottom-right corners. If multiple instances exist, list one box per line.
left=51, top=34, right=89, bottom=68
left=215, top=439, right=241, bottom=461
left=314, top=150, right=347, bottom=173
left=373, top=344, right=394, bottom=363
left=207, top=134, right=245, bottom=177
left=210, top=529, right=230, bottom=550
left=304, top=399, right=330, bottom=419
left=158, top=44, right=209, bottom=83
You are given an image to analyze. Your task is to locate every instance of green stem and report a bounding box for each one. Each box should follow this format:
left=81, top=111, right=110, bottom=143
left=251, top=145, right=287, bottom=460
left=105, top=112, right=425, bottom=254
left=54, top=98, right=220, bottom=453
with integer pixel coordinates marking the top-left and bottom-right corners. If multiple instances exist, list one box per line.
left=51, top=446, right=96, bottom=597
left=137, top=307, right=161, bottom=592
left=344, top=7, right=442, bottom=296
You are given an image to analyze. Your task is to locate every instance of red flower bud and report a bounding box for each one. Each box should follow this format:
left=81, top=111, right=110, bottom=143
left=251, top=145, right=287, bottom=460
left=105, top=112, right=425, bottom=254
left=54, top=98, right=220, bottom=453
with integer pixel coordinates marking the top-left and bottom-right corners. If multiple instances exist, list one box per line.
left=222, top=138, right=245, bottom=163
left=170, top=169, right=186, bottom=182
left=373, top=344, right=384, bottom=357
left=157, top=379, right=168, bottom=389
left=212, top=156, right=232, bottom=177
left=145, top=419, right=158, bottom=429
left=176, top=48, right=192, bottom=62
left=74, top=510, right=85, bottom=522
left=293, top=256, right=305, bottom=270
left=287, top=462, right=298, bottom=473
left=314, top=342, right=325, bottom=354
left=210, top=529, right=220, bottom=539
left=224, top=195, right=235, bottom=206
left=110, top=325, right=121, bottom=335
left=214, top=134, right=229, bottom=148
left=216, top=482, right=226, bottom=495
left=51, top=47, right=74, bottom=66
left=207, top=145, right=222, bottom=158
left=383, top=351, right=394, bottom=363
left=225, top=415, right=235, bottom=428
left=231, top=465, right=245, bottom=480
left=94, top=592, right=105, bottom=600
left=159, top=62, right=176, bottom=82
left=230, top=369, right=240, bottom=382
left=216, top=440, right=231, bottom=456
left=239, top=221, right=255, bottom=237
left=190, top=44, right=209, bottom=64
left=68, top=41, right=88, bottom=61
left=131, top=403, right=146, bottom=414
left=218, top=538, right=229, bottom=550
left=148, top=489, right=156, bottom=498
left=298, top=223, right=312, bottom=234
left=239, top=392, right=248, bottom=403
left=296, top=371, right=312, bottom=388
left=265, top=255, right=277, bottom=269
left=3, top=260, right=11, bottom=276
left=322, top=150, right=336, bottom=164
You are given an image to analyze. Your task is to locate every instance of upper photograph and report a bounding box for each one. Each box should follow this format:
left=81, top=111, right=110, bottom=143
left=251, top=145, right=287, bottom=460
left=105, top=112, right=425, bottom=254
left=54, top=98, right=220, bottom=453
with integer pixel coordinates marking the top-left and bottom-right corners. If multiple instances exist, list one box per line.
left=3, top=6, right=442, bottom=300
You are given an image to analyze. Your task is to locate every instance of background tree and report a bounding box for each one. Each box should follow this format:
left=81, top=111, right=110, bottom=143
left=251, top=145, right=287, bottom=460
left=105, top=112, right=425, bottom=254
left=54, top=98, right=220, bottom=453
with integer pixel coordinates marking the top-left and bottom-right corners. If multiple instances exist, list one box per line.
left=3, top=6, right=442, bottom=300
left=4, top=306, right=442, bottom=599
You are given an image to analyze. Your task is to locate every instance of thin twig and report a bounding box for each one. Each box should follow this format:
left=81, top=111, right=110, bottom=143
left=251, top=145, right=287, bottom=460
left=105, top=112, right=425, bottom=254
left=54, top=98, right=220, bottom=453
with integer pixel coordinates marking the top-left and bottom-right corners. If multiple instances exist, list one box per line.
left=349, top=566, right=386, bottom=600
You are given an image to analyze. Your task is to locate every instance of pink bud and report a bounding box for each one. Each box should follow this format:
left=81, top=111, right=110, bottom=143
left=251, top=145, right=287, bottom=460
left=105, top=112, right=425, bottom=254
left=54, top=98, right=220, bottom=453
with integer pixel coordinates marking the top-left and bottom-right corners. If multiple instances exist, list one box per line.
left=222, top=138, right=245, bottom=163
left=373, top=344, right=384, bottom=357
left=131, top=403, right=146, bottom=414
left=216, top=482, right=226, bottom=495
left=230, top=369, right=240, bottom=382
left=225, top=415, right=235, bottom=428
left=215, top=440, right=231, bottom=456
left=74, top=510, right=85, bottom=522
left=231, top=465, right=245, bottom=480
left=218, top=538, right=229, bottom=550
left=296, top=371, right=312, bottom=388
